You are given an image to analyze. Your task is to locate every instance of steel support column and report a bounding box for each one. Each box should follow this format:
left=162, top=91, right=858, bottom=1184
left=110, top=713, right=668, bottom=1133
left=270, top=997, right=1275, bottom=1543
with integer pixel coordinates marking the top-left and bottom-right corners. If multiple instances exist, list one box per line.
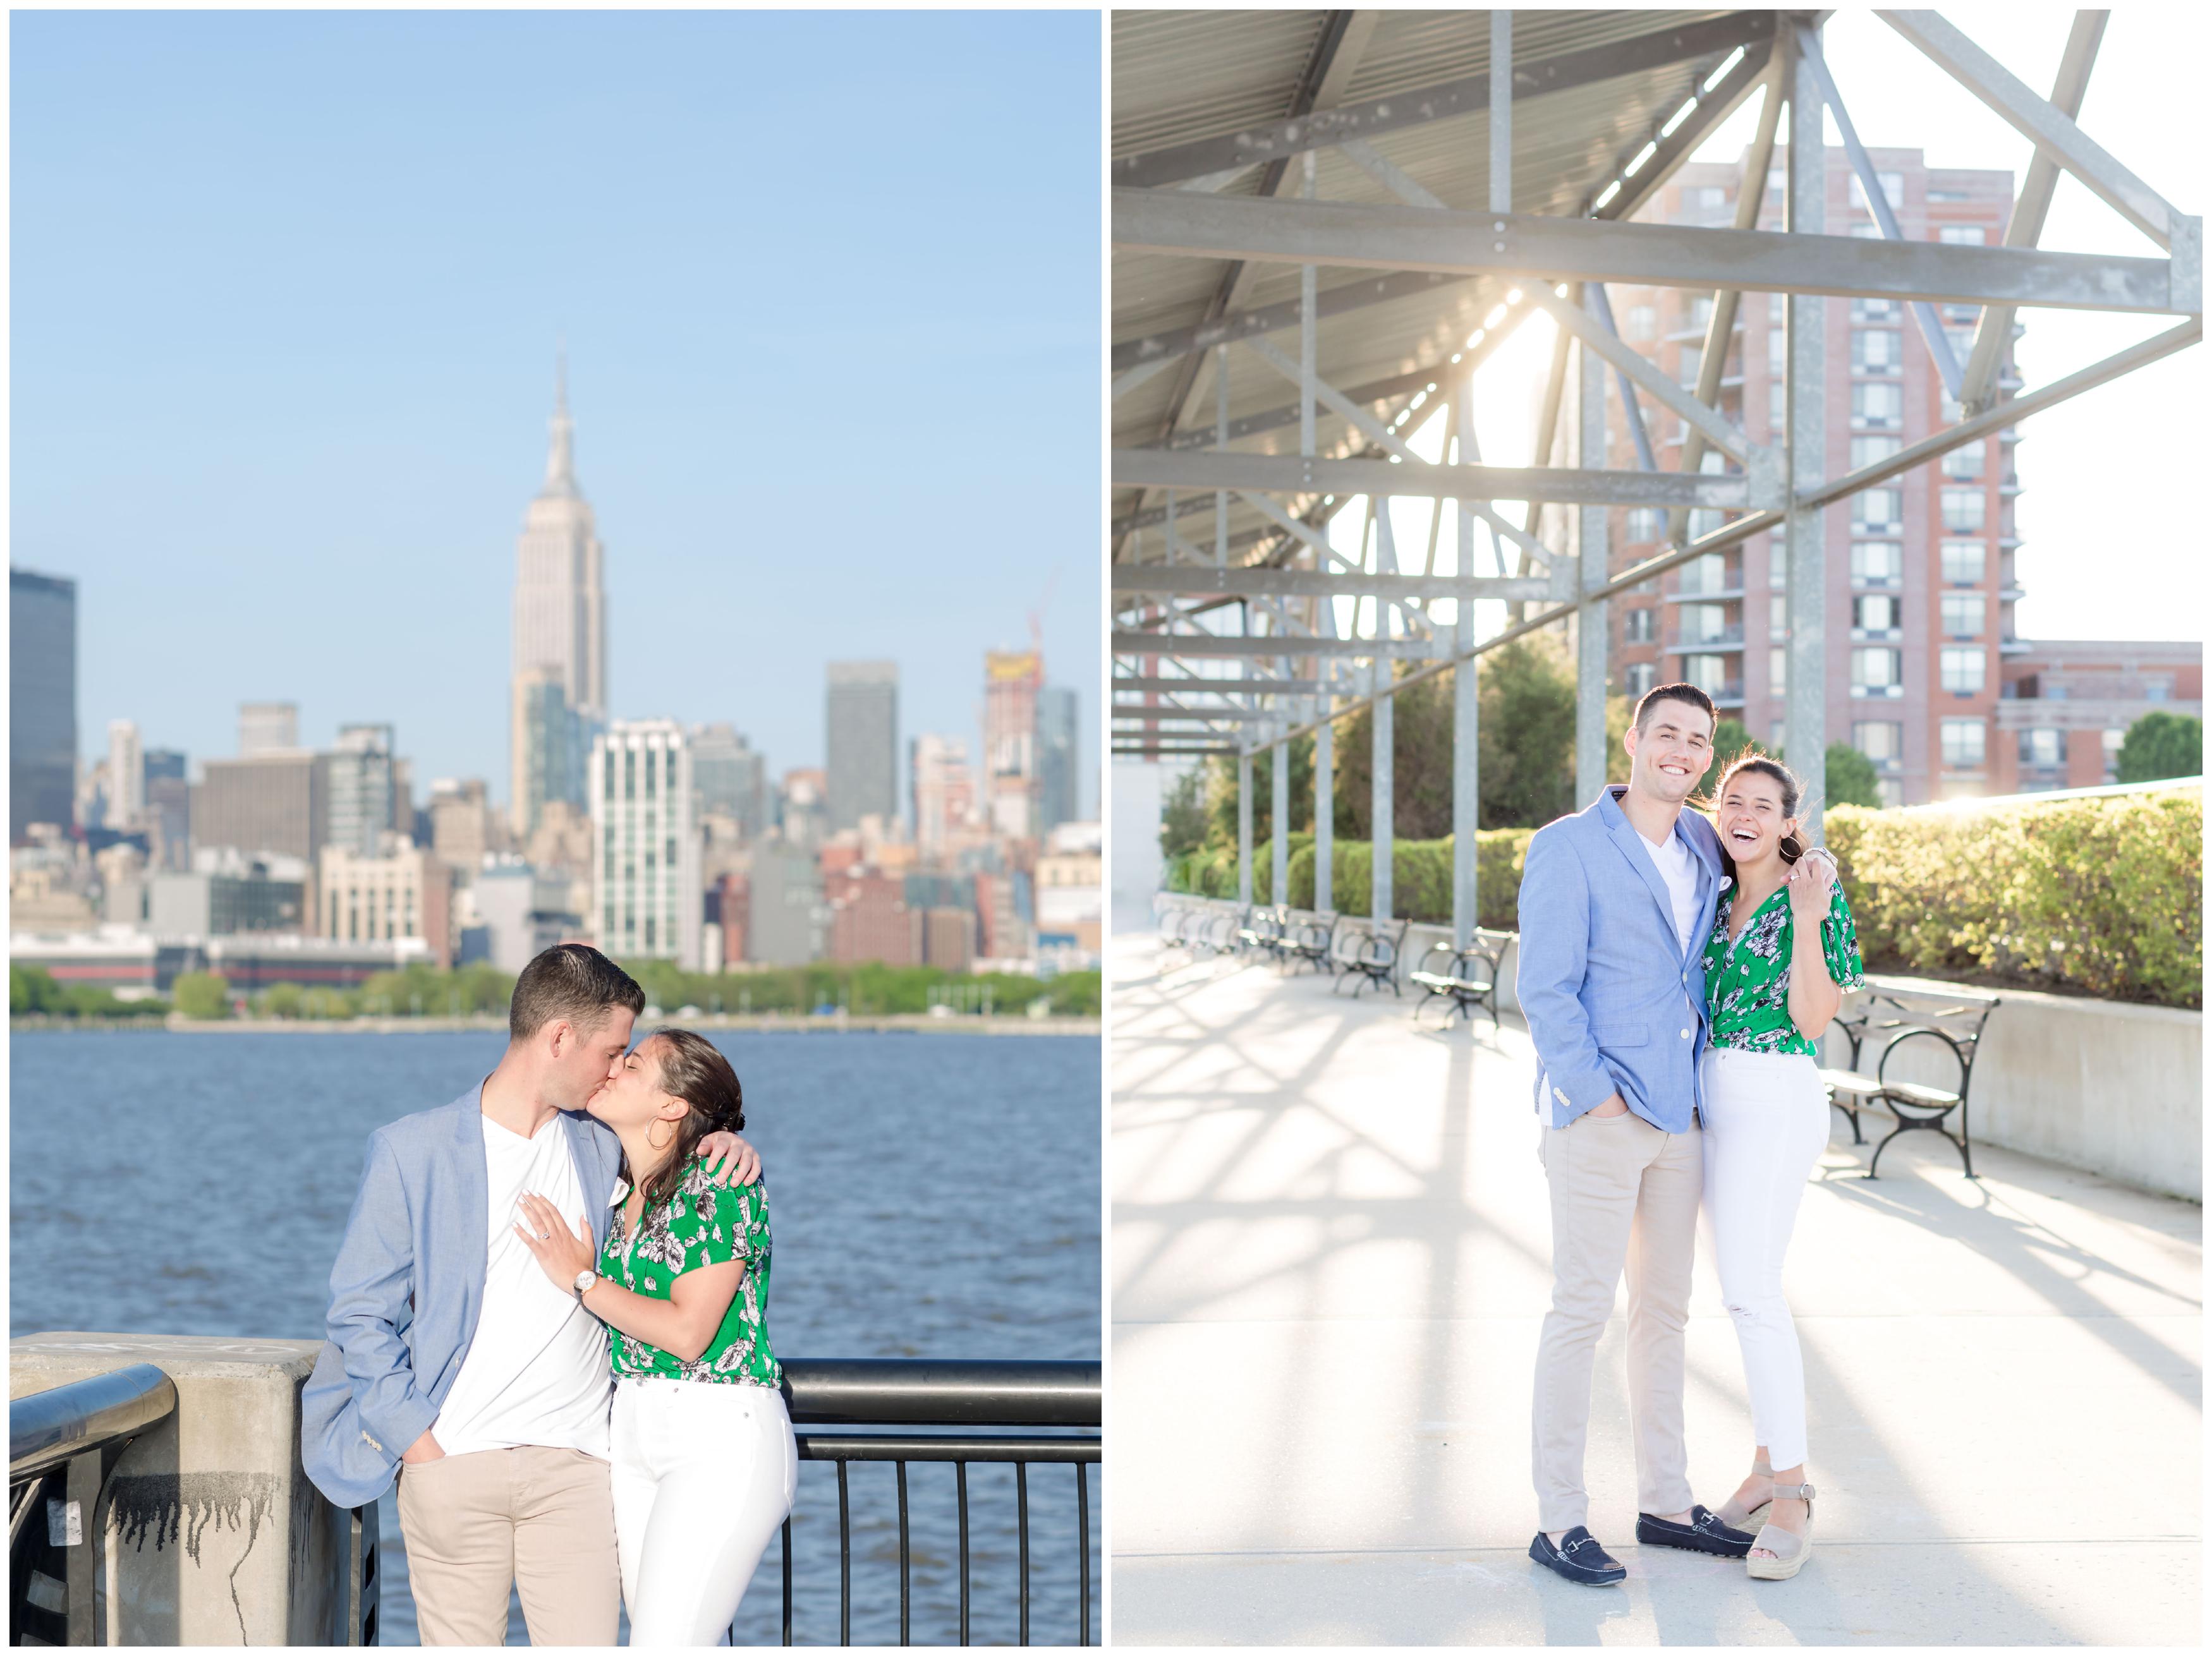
left=1237, top=750, right=1254, bottom=905
left=1452, top=386, right=1480, bottom=947
left=1574, top=335, right=1609, bottom=808
left=1315, top=714, right=1334, bottom=914
left=1787, top=32, right=1830, bottom=837
left=1270, top=717, right=1290, bottom=907
left=1371, top=656, right=1393, bottom=926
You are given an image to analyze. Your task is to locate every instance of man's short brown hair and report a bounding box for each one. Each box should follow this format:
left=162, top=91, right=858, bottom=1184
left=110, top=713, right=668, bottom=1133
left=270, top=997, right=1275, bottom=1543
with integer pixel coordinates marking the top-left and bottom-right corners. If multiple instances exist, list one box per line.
left=507, top=944, right=645, bottom=1044
left=1632, top=682, right=1718, bottom=734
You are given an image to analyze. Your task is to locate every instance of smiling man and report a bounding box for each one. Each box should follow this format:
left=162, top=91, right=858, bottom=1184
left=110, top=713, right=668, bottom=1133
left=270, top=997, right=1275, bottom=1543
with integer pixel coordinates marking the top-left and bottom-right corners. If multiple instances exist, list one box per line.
left=1515, top=683, right=1758, bottom=1586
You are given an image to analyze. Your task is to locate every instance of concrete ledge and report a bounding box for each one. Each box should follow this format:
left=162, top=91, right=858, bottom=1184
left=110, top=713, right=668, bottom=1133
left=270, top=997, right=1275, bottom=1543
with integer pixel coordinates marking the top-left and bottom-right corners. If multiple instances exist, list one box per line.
left=9, top=1332, right=362, bottom=1645
left=1825, top=975, right=2203, bottom=1203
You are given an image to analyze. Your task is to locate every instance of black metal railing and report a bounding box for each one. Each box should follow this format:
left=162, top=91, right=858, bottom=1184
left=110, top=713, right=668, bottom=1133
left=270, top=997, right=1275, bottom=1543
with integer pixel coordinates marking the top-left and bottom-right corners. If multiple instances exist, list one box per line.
left=770, top=1358, right=1098, bottom=1648
left=9, top=1363, right=179, bottom=1647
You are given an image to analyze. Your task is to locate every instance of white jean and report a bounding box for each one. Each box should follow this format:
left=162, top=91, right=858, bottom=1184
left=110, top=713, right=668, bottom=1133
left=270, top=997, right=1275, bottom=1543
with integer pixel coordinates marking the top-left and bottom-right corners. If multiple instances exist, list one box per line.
left=610, top=1376, right=799, bottom=1645
left=1698, top=1046, right=1830, bottom=1470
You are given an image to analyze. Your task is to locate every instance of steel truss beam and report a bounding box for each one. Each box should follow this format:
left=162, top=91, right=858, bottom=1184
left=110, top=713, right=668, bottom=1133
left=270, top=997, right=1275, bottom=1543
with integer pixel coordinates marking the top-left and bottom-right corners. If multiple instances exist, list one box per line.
left=1112, top=565, right=1550, bottom=603
left=1114, top=631, right=1438, bottom=660
left=1114, top=676, right=1322, bottom=698
left=1877, top=9, right=2183, bottom=251
left=1112, top=449, right=1774, bottom=509
left=1110, top=190, right=2195, bottom=313
left=1112, top=12, right=1776, bottom=188
left=1221, top=313, right=2204, bottom=751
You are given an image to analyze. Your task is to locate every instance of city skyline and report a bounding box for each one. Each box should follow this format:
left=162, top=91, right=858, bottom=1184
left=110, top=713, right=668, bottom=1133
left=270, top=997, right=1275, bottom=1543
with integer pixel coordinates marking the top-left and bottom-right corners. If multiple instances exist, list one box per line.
left=11, top=10, right=1098, bottom=811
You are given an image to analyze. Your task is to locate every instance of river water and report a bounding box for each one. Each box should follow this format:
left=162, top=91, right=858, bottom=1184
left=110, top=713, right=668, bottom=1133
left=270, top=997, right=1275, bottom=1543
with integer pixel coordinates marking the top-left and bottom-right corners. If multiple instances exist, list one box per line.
left=9, top=1028, right=1101, bottom=1646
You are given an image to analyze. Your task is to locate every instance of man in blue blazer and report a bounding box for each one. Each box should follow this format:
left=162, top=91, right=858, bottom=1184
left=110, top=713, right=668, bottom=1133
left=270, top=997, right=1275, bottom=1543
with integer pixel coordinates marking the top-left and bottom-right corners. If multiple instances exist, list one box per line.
left=1516, top=684, right=1756, bottom=1586
left=301, top=944, right=757, bottom=1643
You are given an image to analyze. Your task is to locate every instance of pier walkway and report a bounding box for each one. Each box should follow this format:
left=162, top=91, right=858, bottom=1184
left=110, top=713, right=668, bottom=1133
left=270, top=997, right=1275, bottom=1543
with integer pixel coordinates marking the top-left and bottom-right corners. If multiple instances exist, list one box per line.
left=1109, top=934, right=2201, bottom=1645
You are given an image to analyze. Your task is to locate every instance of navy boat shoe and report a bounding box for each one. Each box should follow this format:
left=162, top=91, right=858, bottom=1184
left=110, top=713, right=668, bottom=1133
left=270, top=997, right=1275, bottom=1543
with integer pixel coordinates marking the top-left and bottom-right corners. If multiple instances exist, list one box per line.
left=1636, top=1504, right=1755, bottom=1558
left=1529, top=1526, right=1627, bottom=1586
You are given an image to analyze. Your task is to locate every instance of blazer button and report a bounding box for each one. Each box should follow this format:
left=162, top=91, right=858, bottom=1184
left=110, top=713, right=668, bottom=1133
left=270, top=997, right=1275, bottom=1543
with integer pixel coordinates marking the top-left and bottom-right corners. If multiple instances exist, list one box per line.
left=1680, top=1029, right=1691, bottom=1039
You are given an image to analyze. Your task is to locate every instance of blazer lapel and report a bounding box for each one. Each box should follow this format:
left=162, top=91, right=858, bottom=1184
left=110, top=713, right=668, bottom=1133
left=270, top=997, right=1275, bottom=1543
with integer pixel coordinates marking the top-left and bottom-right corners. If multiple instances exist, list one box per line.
left=455, top=1089, right=489, bottom=1353
left=561, top=1111, right=614, bottom=1252
left=1600, top=790, right=1687, bottom=962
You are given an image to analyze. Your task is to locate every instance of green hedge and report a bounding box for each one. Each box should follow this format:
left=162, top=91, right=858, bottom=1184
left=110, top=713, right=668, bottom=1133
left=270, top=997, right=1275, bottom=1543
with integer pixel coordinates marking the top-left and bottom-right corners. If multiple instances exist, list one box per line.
left=1166, top=786, right=2203, bottom=1010
left=1166, top=828, right=1534, bottom=929
left=1822, top=787, right=2201, bottom=1008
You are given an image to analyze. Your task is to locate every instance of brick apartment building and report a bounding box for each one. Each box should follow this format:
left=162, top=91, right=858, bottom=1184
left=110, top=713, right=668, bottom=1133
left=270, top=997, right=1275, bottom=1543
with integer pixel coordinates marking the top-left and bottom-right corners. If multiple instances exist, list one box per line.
left=1601, top=145, right=2199, bottom=804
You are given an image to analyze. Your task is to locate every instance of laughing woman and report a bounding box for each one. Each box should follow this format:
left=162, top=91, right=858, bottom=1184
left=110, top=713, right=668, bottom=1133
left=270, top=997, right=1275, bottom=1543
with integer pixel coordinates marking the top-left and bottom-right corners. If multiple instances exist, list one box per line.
left=516, top=1029, right=796, bottom=1643
left=1698, top=755, right=1864, bottom=1583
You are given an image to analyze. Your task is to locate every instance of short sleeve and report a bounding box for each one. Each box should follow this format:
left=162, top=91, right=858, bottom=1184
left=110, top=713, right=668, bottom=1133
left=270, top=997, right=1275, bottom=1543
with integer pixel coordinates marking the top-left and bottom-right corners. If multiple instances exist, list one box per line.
left=1820, top=883, right=1866, bottom=993
left=668, top=1165, right=765, bottom=1272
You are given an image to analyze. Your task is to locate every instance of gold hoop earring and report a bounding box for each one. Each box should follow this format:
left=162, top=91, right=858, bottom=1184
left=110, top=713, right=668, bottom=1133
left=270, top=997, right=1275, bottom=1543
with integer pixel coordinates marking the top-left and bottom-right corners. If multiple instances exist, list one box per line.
left=647, top=1118, right=673, bottom=1152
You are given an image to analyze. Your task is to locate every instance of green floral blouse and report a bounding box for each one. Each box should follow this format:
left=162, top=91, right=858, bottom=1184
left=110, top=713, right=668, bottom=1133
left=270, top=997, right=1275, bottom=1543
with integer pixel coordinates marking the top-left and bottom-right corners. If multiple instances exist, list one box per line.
left=1701, top=875, right=1866, bottom=1056
left=600, top=1156, right=781, bottom=1388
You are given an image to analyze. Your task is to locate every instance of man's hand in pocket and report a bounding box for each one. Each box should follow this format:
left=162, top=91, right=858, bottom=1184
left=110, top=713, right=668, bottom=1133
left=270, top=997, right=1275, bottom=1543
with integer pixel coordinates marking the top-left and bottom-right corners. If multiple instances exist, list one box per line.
left=1589, top=1094, right=1631, bottom=1119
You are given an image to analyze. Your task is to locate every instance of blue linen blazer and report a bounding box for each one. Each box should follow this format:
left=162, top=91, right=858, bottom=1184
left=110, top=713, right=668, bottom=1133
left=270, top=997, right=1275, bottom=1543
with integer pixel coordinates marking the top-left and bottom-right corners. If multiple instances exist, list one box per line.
left=1514, top=786, right=1726, bottom=1133
left=300, top=1085, right=624, bottom=1509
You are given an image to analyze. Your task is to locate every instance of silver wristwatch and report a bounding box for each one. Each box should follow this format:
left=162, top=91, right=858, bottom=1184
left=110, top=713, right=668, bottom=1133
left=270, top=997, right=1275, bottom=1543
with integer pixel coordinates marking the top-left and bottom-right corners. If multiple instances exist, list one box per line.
left=572, top=1269, right=599, bottom=1302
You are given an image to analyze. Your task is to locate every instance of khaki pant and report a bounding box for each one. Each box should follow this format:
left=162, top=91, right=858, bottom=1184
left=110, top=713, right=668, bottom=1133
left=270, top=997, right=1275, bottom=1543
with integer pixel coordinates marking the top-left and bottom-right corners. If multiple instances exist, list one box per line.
left=1532, top=1108, right=1701, bottom=1533
left=396, top=1446, right=619, bottom=1645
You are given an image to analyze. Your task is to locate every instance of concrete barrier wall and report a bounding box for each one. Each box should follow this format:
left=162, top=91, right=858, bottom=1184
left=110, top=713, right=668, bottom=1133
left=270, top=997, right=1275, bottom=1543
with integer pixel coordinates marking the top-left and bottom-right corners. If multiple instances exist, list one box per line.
left=1818, top=975, right=2204, bottom=1204
left=9, top=1333, right=366, bottom=1645
left=1158, top=900, right=2200, bottom=1200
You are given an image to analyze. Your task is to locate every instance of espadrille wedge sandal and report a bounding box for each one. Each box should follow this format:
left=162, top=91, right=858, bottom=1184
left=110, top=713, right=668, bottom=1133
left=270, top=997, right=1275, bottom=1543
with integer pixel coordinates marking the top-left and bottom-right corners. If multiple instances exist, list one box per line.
left=1713, top=1460, right=1775, bottom=1533
left=1745, top=1482, right=1816, bottom=1581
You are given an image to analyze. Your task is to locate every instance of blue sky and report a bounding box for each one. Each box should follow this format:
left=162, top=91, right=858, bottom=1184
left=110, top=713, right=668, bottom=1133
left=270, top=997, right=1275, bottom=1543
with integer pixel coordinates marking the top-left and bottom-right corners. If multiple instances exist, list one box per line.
left=12, top=9, right=1101, bottom=815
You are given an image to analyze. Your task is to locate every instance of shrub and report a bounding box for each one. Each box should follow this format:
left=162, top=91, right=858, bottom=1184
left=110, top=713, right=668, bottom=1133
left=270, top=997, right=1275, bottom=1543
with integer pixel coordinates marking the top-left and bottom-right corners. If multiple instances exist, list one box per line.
left=172, top=972, right=232, bottom=1020
left=1822, top=785, right=2201, bottom=1007
left=11, top=965, right=63, bottom=1017
left=2116, top=711, right=2203, bottom=785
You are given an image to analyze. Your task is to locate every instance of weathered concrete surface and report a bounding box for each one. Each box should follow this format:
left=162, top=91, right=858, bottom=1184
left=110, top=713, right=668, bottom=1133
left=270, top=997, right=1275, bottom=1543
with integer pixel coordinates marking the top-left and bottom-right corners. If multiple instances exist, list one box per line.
left=1108, top=935, right=2202, bottom=1645
left=9, top=1333, right=360, bottom=1645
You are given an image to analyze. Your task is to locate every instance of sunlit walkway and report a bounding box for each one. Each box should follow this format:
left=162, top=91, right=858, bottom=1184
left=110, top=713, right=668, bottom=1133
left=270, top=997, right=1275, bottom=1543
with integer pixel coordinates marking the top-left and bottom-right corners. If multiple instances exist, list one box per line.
left=1108, top=932, right=2201, bottom=1645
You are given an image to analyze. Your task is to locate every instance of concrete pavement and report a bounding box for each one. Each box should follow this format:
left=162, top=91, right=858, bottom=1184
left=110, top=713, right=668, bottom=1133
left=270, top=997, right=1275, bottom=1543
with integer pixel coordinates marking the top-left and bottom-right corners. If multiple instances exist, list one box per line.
left=1108, top=933, right=2202, bottom=1645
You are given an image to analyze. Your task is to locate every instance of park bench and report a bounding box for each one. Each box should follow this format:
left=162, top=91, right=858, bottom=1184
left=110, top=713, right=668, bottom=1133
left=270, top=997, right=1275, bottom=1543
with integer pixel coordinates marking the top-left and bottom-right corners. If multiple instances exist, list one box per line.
left=1284, top=910, right=1339, bottom=976
left=1409, top=928, right=1512, bottom=1030
left=1188, top=905, right=1243, bottom=959
left=1236, top=904, right=1289, bottom=962
left=1818, top=985, right=2002, bottom=1179
left=1331, top=916, right=1409, bottom=999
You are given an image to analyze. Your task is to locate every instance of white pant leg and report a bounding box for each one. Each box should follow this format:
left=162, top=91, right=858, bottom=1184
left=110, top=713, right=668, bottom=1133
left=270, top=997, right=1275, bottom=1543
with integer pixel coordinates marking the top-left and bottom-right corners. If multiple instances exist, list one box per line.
left=613, top=1378, right=799, bottom=1646
left=1699, top=1049, right=1830, bottom=1469
left=609, top=1384, right=658, bottom=1620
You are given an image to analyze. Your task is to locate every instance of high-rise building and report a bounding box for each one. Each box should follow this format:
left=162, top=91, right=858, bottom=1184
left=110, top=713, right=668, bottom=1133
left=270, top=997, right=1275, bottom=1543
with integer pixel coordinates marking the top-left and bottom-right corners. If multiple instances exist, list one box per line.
left=512, top=358, right=607, bottom=833
left=983, top=650, right=1043, bottom=838
left=911, top=734, right=978, bottom=855
left=745, top=843, right=825, bottom=966
left=428, top=778, right=500, bottom=874
left=690, top=723, right=769, bottom=842
left=143, top=749, right=190, bottom=871
left=317, top=839, right=454, bottom=969
left=10, top=567, right=78, bottom=843
left=191, top=752, right=329, bottom=864
left=327, top=724, right=397, bottom=857
left=825, top=662, right=899, bottom=834
left=107, top=721, right=144, bottom=830
left=239, top=702, right=300, bottom=756
left=1605, top=146, right=2023, bottom=806
left=590, top=720, right=702, bottom=969
left=1036, top=686, right=1079, bottom=837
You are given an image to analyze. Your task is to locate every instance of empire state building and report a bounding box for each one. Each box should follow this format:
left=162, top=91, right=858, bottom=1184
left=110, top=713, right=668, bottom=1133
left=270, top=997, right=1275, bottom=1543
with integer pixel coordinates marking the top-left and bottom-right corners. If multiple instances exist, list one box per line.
left=510, top=358, right=607, bottom=836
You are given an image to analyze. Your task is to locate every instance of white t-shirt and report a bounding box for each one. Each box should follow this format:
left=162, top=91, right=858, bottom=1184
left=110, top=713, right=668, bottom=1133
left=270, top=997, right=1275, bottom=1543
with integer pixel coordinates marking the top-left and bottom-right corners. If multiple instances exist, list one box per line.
left=430, top=1115, right=615, bottom=1460
left=1638, top=825, right=1703, bottom=958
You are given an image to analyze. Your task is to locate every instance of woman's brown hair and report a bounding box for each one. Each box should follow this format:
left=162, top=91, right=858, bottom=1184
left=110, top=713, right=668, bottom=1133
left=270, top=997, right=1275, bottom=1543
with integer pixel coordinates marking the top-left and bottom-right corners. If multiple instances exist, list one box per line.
left=626, top=1028, right=746, bottom=1211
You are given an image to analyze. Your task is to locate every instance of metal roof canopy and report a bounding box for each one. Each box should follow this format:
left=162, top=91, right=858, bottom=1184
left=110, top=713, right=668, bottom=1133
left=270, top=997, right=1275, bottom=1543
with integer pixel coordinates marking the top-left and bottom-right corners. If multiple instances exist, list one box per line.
left=1110, top=8, right=2201, bottom=946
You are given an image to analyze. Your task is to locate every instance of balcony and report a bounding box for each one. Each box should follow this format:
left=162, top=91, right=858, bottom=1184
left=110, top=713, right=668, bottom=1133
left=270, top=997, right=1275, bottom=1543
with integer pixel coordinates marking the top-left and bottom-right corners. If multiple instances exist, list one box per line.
left=1850, top=684, right=1907, bottom=700
left=1663, top=583, right=1743, bottom=603
left=1851, top=627, right=1904, bottom=644
left=1667, top=630, right=1745, bottom=653
left=2001, top=638, right=2034, bottom=656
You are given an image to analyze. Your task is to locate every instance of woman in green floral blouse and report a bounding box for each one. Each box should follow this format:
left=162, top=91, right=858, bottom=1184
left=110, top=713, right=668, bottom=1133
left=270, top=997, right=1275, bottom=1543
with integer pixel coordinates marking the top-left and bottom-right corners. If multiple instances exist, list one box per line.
left=1698, top=755, right=1864, bottom=1585
left=515, top=1029, right=794, bottom=1643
